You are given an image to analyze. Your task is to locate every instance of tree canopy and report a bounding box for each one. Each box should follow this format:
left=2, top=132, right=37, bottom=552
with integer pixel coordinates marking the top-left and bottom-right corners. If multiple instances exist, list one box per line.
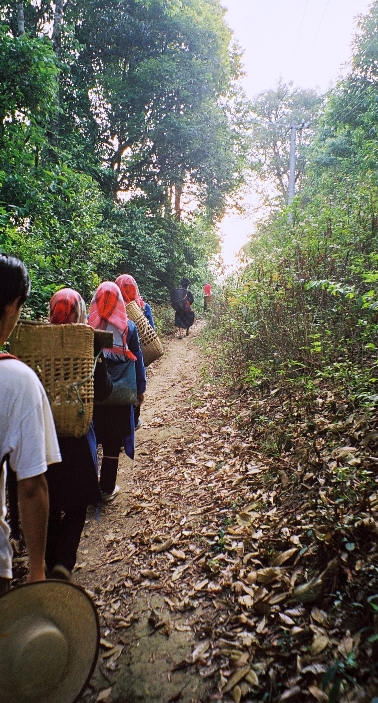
left=0, top=0, right=252, bottom=313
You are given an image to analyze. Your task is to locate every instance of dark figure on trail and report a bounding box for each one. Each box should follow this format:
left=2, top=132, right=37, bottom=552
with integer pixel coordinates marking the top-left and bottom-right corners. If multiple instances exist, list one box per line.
left=172, top=277, right=195, bottom=339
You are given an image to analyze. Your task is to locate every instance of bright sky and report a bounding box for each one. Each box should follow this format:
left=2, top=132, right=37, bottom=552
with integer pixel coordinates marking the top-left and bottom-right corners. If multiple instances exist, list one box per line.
left=218, top=0, right=373, bottom=270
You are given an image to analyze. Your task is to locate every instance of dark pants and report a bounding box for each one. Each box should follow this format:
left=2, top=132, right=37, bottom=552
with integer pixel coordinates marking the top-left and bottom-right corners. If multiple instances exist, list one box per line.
left=99, top=437, right=121, bottom=494
left=0, top=577, right=10, bottom=597
left=45, top=508, right=87, bottom=573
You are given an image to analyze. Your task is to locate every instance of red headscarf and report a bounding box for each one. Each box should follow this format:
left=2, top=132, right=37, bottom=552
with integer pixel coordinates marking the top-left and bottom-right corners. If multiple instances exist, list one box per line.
left=203, top=284, right=212, bottom=296
left=115, top=274, right=145, bottom=308
left=88, top=282, right=136, bottom=360
left=50, top=288, right=87, bottom=324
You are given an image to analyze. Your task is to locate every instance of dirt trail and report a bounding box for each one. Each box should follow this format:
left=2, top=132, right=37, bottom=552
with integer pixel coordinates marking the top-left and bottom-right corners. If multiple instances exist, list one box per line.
left=76, top=321, right=219, bottom=703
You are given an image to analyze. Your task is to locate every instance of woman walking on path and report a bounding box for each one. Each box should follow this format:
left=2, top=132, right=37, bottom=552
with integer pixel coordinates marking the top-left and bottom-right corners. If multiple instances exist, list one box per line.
left=115, top=274, right=155, bottom=330
left=203, top=283, right=213, bottom=311
left=115, top=273, right=153, bottom=429
left=88, top=282, right=146, bottom=501
left=45, top=288, right=112, bottom=581
left=174, top=277, right=195, bottom=338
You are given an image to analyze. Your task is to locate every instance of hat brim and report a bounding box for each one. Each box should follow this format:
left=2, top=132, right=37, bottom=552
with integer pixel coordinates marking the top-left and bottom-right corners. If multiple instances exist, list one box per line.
left=0, top=581, right=99, bottom=703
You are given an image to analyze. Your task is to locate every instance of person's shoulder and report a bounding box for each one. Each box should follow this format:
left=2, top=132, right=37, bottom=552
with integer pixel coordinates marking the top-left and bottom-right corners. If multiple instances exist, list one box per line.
left=127, top=320, right=136, bottom=334
left=0, top=358, right=44, bottom=391
left=0, top=357, right=36, bottom=377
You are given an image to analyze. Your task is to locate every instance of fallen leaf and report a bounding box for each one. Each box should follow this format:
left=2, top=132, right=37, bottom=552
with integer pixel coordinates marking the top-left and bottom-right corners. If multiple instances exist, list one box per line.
left=291, top=578, right=323, bottom=602
left=222, top=666, right=251, bottom=694
left=271, top=548, right=298, bottom=566
left=311, top=607, right=327, bottom=625
left=256, top=567, right=283, bottom=584
left=140, top=569, right=160, bottom=579
left=280, top=686, right=301, bottom=700
left=151, top=537, right=173, bottom=553
left=233, top=685, right=242, bottom=703
left=310, top=634, right=329, bottom=655
left=338, top=635, right=354, bottom=657
left=102, top=644, right=123, bottom=660
left=279, top=613, right=295, bottom=626
left=191, top=641, right=210, bottom=662
left=245, top=669, right=259, bottom=686
left=256, top=615, right=267, bottom=633
left=307, top=685, right=328, bottom=701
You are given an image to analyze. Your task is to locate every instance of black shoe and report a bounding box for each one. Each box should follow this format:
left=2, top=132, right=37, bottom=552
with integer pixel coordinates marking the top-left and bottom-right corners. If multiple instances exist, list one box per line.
left=51, top=564, right=72, bottom=581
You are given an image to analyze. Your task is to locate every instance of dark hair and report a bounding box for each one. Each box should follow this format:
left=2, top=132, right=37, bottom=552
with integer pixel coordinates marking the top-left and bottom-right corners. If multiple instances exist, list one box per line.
left=0, top=253, right=30, bottom=318
left=181, top=277, right=190, bottom=288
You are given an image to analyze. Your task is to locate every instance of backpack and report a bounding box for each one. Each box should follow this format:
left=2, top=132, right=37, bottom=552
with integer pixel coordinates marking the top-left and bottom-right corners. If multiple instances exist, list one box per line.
left=170, top=288, right=188, bottom=312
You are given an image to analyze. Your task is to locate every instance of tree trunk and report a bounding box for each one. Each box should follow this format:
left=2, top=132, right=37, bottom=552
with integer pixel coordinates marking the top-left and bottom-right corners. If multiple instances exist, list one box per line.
left=174, top=181, right=183, bottom=221
left=16, top=2, right=25, bottom=35
left=52, top=0, right=64, bottom=55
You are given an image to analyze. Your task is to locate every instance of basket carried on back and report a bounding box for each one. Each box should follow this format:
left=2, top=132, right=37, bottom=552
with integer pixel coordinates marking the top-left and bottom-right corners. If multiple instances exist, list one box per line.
left=9, top=322, right=95, bottom=438
left=126, top=301, right=164, bottom=367
left=204, top=293, right=213, bottom=310
left=170, top=288, right=187, bottom=311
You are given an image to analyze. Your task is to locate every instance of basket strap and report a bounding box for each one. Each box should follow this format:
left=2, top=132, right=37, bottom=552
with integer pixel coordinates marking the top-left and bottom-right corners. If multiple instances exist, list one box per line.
left=70, top=350, right=102, bottom=391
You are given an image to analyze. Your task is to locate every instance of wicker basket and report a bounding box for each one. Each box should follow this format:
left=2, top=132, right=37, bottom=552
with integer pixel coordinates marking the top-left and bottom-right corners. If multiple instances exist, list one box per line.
left=204, top=293, right=213, bottom=310
left=9, top=322, right=95, bottom=438
left=126, top=301, right=164, bottom=367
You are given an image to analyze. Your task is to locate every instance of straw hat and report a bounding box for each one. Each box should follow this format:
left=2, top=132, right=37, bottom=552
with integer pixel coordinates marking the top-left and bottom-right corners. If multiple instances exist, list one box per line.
left=0, top=580, right=99, bottom=703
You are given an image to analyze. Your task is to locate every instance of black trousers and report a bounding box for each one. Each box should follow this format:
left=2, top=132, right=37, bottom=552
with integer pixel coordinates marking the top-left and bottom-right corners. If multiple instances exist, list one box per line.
left=99, top=436, right=121, bottom=494
left=45, top=508, right=87, bottom=573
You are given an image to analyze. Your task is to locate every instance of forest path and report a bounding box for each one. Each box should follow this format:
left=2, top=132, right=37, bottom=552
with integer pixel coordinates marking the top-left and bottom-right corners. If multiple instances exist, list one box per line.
left=77, top=320, right=223, bottom=703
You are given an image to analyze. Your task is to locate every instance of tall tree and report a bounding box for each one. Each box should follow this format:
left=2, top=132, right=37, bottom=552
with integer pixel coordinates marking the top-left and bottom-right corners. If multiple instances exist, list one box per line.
left=247, top=80, right=322, bottom=207
left=58, top=0, right=249, bottom=221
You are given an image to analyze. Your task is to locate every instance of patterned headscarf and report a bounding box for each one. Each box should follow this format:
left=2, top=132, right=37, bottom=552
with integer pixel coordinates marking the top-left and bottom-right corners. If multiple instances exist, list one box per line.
left=88, top=281, right=136, bottom=360
left=115, top=274, right=145, bottom=308
left=50, top=288, right=87, bottom=324
left=203, top=284, right=212, bottom=296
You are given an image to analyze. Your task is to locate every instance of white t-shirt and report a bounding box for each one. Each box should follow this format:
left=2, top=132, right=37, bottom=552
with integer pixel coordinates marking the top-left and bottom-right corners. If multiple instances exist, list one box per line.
left=0, top=358, right=61, bottom=578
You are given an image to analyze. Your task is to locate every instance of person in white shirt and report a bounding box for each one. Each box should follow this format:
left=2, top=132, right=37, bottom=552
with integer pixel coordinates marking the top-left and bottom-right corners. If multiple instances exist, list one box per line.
left=0, top=253, right=61, bottom=595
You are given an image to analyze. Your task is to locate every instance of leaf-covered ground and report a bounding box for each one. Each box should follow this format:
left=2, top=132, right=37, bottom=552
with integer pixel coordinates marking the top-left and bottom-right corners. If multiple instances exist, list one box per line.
left=14, top=322, right=378, bottom=702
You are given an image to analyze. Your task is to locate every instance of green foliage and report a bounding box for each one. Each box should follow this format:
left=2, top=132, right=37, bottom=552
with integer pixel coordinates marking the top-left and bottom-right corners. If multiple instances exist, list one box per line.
left=0, top=0, right=250, bottom=316
left=206, top=1, right=378, bottom=425
left=0, top=26, right=58, bottom=143
left=248, top=79, right=322, bottom=206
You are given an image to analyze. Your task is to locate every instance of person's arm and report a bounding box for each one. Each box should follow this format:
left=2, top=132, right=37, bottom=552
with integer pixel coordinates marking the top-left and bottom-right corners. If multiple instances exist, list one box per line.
left=17, top=474, right=49, bottom=582
left=143, top=303, right=155, bottom=330
left=93, top=351, right=113, bottom=402
left=127, top=323, right=147, bottom=397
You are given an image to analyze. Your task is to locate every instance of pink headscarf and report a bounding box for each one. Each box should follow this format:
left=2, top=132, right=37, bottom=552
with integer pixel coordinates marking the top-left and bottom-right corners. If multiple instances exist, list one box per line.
left=115, top=274, right=145, bottom=308
left=88, top=282, right=136, bottom=360
left=50, top=288, right=87, bottom=324
left=203, top=284, right=212, bottom=296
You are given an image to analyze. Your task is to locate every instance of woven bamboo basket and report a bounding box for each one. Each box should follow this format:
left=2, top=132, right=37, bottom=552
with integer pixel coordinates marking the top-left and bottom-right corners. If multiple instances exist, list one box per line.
left=9, top=322, right=95, bottom=438
left=126, top=301, right=164, bottom=367
left=204, top=293, right=213, bottom=310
